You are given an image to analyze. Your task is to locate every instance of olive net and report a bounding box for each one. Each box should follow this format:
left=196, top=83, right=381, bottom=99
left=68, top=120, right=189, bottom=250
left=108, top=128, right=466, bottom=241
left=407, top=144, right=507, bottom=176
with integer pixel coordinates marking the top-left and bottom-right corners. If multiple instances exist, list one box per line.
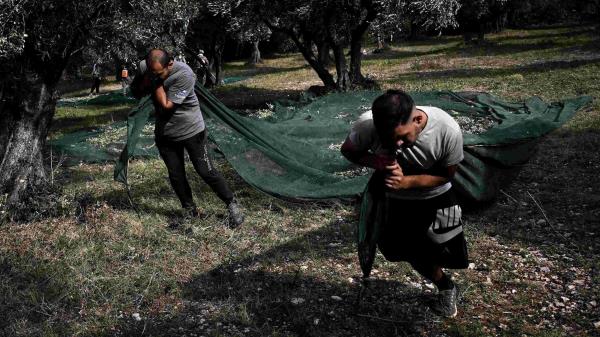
left=50, top=84, right=592, bottom=202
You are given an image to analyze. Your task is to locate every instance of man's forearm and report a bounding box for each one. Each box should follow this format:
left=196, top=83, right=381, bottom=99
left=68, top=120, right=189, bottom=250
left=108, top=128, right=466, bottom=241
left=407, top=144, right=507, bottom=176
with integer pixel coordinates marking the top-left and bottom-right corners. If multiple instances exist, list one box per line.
left=401, top=174, right=449, bottom=189
left=154, top=85, right=175, bottom=110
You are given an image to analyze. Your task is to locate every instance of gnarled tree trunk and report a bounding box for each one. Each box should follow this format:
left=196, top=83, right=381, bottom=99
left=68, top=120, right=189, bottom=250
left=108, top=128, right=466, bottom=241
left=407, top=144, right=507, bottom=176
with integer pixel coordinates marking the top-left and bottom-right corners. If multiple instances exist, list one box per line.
left=263, top=20, right=337, bottom=90
left=349, top=37, right=365, bottom=85
left=288, top=33, right=337, bottom=90
left=0, top=71, right=58, bottom=206
left=210, top=38, right=225, bottom=86
left=349, top=0, right=377, bottom=86
left=332, top=44, right=349, bottom=91
left=317, top=41, right=331, bottom=68
left=247, top=40, right=262, bottom=65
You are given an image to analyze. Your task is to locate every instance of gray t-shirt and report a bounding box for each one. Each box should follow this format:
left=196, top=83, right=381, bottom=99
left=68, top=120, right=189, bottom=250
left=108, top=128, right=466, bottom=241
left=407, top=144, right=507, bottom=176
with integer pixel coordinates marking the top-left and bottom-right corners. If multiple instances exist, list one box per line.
left=140, top=60, right=205, bottom=141
left=349, top=106, right=464, bottom=200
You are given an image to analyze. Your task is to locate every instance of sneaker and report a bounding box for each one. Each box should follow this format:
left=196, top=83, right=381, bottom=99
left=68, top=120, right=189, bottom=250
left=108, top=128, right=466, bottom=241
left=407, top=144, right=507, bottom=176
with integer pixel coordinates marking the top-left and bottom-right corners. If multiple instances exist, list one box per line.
left=227, top=199, right=244, bottom=228
left=432, top=285, right=458, bottom=318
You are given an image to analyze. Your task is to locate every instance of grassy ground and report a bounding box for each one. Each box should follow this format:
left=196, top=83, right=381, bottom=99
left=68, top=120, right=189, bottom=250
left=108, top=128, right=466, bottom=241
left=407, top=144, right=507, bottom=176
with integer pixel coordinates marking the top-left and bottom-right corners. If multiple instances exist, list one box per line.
left=1, top=25, right=599, bottom=336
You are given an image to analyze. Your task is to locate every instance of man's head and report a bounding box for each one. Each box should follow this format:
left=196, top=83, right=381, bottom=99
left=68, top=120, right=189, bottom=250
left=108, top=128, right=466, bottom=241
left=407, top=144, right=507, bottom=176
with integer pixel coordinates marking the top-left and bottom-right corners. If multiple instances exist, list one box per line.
left=372, top=90, right=425, bottom=150
left=145, top=48, right=173, bottom=80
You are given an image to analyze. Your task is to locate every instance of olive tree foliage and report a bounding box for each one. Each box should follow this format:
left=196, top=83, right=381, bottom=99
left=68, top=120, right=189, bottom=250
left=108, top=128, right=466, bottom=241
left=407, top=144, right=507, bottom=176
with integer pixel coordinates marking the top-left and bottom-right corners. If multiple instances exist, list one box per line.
left=369, top=1, right=406, bottom=47
left=369, top=0, right=460, bottom=48
left=207, top=0, right=271, bottom=65
left=116, top=0, right=199, bottom=60
left=75, top=0, right=199, bottom=79
left=408, top=0, right=461, bottom=31
left=0, top=0, right=28, bottom=58
left=0, top=0, right=197, bottom=208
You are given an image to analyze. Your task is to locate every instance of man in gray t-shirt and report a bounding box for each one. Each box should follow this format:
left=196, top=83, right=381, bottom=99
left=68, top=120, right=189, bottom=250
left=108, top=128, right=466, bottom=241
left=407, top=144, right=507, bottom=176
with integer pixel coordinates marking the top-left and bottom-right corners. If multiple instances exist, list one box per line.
left=131, top=48, right=244, bottom=228
left=137, top=58, right=205, bottom=141
left=341, top=90, right=468, bottom=318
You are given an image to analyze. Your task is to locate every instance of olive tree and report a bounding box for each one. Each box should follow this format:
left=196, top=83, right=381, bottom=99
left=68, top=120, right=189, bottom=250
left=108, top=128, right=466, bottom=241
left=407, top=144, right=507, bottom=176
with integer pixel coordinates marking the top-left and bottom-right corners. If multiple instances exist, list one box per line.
left=211, top=0, right=460, bottom=91
left=0, top=0, right=198, bottom=208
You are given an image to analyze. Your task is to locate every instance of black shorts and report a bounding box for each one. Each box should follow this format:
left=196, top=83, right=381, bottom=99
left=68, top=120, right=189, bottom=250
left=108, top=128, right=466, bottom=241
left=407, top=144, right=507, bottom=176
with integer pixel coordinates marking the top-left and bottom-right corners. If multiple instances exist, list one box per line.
left=377, top=189, right=469, bottom=268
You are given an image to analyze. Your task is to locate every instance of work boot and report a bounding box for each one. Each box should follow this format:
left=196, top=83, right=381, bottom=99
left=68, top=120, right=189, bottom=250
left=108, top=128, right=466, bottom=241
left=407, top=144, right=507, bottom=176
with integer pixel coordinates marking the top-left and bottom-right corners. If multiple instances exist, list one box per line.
left=227, top=199, right=244, bottom=228
left=432, top=284, right=458, bottom=318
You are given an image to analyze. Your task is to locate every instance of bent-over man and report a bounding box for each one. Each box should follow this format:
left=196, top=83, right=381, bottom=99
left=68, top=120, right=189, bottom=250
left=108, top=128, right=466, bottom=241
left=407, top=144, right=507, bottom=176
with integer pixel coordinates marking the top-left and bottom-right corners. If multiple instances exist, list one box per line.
left=341, top=90, right=468, bottom=317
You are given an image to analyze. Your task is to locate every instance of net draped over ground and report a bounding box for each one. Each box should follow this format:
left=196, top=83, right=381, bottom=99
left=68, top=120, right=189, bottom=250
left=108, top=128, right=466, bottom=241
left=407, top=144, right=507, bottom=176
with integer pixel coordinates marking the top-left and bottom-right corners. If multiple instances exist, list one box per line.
left=51, top=86, right=591, bottom=202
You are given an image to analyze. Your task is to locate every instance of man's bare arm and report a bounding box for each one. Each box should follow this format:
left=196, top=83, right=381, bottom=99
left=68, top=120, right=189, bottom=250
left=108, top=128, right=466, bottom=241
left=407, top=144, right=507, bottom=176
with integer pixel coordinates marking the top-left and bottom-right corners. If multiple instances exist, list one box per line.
left=153, top=85, right=176, bottom=110
left=385, top=165, right=458, bottom=190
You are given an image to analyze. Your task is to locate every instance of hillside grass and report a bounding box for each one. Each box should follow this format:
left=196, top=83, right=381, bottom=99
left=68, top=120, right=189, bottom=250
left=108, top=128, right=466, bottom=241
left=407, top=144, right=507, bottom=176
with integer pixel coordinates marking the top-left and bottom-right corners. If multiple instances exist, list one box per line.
left=1, top=25, right=599, bottom=336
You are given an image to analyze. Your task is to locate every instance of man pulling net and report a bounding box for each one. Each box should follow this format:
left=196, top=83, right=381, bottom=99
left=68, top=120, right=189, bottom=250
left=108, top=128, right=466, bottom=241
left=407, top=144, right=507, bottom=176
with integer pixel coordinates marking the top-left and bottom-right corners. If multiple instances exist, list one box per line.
left=341, top=90, right=468, bottom=318
left=130, top=48, right=244, bottom=228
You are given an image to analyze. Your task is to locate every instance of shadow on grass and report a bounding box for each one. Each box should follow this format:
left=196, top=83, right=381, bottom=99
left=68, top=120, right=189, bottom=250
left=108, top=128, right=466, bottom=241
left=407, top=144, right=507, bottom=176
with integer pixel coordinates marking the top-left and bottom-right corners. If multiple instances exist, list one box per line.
left=0, top=252, right=78, bottom=336
left=224, top=64, right=309, bottom=76
left=466, top=129, right=600, bottom=263
left=388, top=57, right=600, bottom=82
left=363, top=43, right=462, bottom=61
left=114, top=220, right=442, bottom=337
left=213, top=86, right=306, bottom=109
left=365, top=25, right=597, bottom=62
left=363, top=37, right=562, bottom=62
left=490, top=27, right=597, bottom=43
left=51, top=105, right=133, bottom=135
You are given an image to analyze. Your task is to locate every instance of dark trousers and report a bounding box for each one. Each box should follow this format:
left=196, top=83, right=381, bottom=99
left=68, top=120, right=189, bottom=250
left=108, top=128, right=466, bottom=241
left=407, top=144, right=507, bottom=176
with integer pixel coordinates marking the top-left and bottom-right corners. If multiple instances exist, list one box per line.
left=90, top=77, right=100, bottom=94
left=156, top=130, right=234, bottom=209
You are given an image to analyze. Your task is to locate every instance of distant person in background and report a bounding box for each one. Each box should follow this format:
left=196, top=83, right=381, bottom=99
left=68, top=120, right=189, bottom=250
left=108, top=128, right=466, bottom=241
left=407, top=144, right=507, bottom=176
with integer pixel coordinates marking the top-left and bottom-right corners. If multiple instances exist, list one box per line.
left=90, top=63, right=102, bottom=95
left=129, top=48, right=244, bottom=228
left=121, top=66, right=129, bottom=95
left=195, top=50, right=214, bottom=87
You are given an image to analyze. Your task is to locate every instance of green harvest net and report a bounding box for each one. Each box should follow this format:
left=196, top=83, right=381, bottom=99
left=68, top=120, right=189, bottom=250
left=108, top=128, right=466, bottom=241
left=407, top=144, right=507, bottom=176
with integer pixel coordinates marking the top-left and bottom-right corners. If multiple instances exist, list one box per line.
left=51, top=84, right=592, bottom=202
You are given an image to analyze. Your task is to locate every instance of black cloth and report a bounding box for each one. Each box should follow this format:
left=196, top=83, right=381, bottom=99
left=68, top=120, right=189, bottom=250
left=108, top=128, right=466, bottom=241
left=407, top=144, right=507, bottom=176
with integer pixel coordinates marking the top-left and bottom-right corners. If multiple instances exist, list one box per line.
left=156, top=130, right=234, bottom=209
left=375, top=179, right=468, bottom=269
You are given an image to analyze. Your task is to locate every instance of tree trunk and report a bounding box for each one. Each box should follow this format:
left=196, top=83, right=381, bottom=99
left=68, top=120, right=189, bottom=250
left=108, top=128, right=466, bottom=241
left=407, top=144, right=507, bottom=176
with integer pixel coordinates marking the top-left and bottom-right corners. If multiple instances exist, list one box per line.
left=214, top=44, right=224, bottom=86
left=349, top=0, right=377, bottom=87
left=210, top=38, right=225, bottom=86
left=349, top=37, right=365, bottom=85
left=377, top=35, right=384, bottom=50
left=112, top=53, right=125, bottom=80
left=289, top=34, right=337, bottom=90
left=317, top=41, right=331, bottom=68
left=262, top=21, right=336, bottom=90
left=332, top=45, right=349, bottom=91
left=477, top=24, right=485, bottom=44
left=0, top=72, right=57, bottom=206
left=247, top=40, right=262, bottom=65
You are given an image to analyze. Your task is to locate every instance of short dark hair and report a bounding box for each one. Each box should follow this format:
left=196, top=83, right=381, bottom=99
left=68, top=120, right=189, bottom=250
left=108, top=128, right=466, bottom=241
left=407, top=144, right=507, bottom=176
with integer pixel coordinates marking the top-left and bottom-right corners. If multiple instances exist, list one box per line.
left=146, top=48, right=171, bottom=67
left=372, top=89, right=415, bottom=140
